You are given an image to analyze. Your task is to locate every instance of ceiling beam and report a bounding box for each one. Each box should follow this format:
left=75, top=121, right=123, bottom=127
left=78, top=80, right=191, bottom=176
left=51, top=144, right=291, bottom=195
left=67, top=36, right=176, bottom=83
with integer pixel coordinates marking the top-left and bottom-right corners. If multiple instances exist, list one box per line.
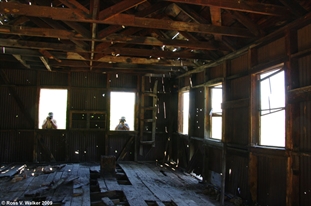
left=165, top=0, right=290, bottom=16
left=1, top=45, right=211, bottom=61
left=278, top=0, right=308, bottom=17
left=49, top=60, right=185, bottom=71
left=98, top=0, right=147, bottom=20
left=90, top=0, right=100, bottom=70
left=99, top=47, right=211, bottom=60
left=0, top=2, right=254, bottom=38
left=102, top=34, right=230, bottom=51
left=0, top=29, right=229, bottom=51
left=226, top=10, right=264, bottom=37
left=0, top=39, right=86, bottom=53
left=12, top=54, right=31, bottom=69
left=97, top=1, right=171, bottom=39
left=58, top=0, right=90, bottom=17
left=39, top=56, right=52, bottom=71
left=101, top=14, right=254, bottom=38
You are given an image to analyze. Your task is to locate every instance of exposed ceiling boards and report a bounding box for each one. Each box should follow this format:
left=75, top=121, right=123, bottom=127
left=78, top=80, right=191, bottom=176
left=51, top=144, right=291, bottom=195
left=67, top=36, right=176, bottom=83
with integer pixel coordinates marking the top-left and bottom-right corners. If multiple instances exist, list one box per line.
left=0, top=0, right=310, bottom=76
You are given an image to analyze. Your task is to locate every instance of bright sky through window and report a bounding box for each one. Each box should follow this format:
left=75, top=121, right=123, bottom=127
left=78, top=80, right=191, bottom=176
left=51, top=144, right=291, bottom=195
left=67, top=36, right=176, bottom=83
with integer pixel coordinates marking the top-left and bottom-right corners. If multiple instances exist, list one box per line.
left=110, top=92, right=135, bottom=131
left=182, top=92, right=189, bottom=134
left=260, top=69, right=285, bottom=147
left=39, top=89, right=67, bottom=129
left=211, top=85, right=222, bottom=139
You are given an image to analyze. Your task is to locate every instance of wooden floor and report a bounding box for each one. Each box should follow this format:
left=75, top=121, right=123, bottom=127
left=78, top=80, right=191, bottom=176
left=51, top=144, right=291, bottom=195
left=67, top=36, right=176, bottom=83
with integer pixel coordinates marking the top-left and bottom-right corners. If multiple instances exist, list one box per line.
left=0, top=161, right=221, bottom=206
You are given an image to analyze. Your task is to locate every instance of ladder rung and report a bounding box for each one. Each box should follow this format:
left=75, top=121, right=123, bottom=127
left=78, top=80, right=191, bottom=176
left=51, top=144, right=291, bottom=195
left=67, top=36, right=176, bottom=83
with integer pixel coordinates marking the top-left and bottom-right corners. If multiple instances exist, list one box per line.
left=143, top=107, right=157, bottom=110
left=140, top=140, right=154, bottom=145
left=141, top=119, right=155, bottom=122
left=142, top=93, right=157, bottom=97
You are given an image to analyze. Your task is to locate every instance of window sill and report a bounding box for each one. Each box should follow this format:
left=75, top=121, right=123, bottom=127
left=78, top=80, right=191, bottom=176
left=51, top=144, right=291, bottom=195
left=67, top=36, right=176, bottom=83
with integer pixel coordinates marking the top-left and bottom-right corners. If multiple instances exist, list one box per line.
left=249, top=145, right=287, bottom=157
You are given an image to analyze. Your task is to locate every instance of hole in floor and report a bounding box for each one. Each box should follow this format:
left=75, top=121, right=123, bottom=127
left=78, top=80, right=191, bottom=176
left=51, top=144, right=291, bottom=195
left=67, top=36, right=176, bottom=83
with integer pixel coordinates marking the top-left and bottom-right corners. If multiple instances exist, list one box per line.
left=163, top=200, right=178, bottom=206
left=90, top=168, right=129, bottom=205
left=160, top=170, right=167, bottom=176
left=116, top=164, right=131, bottom=185
left=145, top=200, right=159, bottom=206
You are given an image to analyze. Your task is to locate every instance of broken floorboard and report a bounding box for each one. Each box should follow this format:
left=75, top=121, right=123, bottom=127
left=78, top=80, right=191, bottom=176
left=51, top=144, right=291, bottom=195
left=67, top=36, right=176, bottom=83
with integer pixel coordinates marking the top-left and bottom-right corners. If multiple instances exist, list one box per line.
left=0, top=162, right=222, bottom=206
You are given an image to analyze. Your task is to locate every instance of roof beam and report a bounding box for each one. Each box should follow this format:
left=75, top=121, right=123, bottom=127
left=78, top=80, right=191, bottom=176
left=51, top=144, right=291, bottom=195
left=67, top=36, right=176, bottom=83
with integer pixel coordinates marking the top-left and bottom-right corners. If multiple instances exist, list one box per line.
left=98, top=0, right=147, bottom=20
left=0, top=28, right=229, bottom=51
left=100, top=47, right=211, bottom=60
left=12, top=54, right=30, bottom=69
left=97, top=1, right=171, bottom=38
left=0, top=38, right=86, bottom=53
left=165, top=0, right=290, bottom=16
left=49, top=59, right=186, bottom=71
left=278, top=0, right=308, bottom=17
left=101, top=14, right=254, bottom=38
left=90, top=0, right=100, bottom=70
left=39, top=56, right=52, bottom=71
left=225, top=10, right=264, bottom=37
left=101, top=34, right=229, bottom=51
left=1, top=41, right=212, bottom=63
left=0, top=2, right=254, bottom=38
left=58, top=0, right=90, bottom=17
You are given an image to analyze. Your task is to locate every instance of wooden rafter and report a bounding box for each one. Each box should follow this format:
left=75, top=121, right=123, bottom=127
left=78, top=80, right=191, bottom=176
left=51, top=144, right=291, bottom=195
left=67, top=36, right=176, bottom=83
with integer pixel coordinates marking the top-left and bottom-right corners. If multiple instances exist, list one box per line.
left=100, top=14, right=254, bottom=38
left=0, top=2, right=254, bottom=38
left=165, top=0, right=291, bottom=16
left=1, top=45, right=211, bottom=61
left=90, top=0, right=100, bottom=70
left=101, top=34, right=230, bottom=51
left=12, top=54, right=30, bottom=69
left=98, top=0, right=147, bottom=20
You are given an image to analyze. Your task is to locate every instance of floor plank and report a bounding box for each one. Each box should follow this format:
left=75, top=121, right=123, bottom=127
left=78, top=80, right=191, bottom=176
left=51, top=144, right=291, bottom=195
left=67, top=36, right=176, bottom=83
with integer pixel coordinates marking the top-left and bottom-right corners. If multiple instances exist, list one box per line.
left=0, top=162, right=220, bottom=206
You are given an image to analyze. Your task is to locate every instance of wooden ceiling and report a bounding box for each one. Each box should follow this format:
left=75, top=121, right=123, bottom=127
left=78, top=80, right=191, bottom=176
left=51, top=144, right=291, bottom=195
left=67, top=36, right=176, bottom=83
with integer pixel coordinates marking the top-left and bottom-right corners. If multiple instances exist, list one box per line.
left=0, top=0, right=311, bottom=76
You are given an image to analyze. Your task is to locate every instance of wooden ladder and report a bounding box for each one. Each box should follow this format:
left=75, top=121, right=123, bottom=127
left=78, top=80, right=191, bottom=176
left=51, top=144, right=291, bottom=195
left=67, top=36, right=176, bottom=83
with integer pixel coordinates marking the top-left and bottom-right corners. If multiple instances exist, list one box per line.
left=139, top=78, right=158, bottom=155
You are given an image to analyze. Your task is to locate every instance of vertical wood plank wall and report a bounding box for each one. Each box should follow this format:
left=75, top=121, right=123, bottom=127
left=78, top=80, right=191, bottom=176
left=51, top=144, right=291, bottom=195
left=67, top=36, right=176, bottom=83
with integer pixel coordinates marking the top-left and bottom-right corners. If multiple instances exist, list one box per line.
left=172, top=22, right=311, bottom=205
left=0, top=71, right=174, bottom=163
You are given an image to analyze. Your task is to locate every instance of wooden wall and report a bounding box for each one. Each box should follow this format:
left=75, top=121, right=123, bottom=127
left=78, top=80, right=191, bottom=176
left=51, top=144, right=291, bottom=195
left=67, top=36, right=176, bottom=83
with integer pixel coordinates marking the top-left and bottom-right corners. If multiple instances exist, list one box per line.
left=0, top=68, right=174, bottom=163
left=172, top=18, right=311, bottom=206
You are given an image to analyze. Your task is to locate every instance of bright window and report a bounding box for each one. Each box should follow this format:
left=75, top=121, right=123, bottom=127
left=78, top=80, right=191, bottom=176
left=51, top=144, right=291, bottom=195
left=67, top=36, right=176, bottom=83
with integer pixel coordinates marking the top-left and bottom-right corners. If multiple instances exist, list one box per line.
left=259, top=69, right=285, bottom=147
left=110, top=92, right=135, bottom=131
left=39, top=89, right=68, bottom=129
left=210, top=85, right=222, bottom=139
left=178, top=91, right=189, bottom=134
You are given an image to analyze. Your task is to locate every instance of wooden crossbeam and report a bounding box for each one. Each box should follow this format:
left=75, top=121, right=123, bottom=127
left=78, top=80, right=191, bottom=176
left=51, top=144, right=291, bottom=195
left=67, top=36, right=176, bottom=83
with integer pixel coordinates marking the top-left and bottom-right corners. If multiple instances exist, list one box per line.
left=101, top=14, right=254, bottom=38
left=0, top=2, right=253, bottom=38
left=165, top=0, right=290, bottom=16
left=98, top=0, right=147, bottom=20
left=102, top=34, right=229, bottom=51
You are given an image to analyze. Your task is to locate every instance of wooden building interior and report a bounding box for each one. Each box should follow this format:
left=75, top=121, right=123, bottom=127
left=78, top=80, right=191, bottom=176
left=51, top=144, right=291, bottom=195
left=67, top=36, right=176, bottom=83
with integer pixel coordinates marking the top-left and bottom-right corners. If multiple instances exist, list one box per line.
left=0, top=0, right=311, bottom=205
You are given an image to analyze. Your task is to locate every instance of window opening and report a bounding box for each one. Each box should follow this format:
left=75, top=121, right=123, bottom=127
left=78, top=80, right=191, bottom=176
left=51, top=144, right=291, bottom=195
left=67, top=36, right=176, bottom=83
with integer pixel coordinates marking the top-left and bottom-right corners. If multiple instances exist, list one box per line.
left=259, top=69, right=285, bottom=147
left=110, top=92, right=135, bottom=131
left=178, top=91, right=189, bottom=134
left=210, top=85, right=222, bottom=139
left=39, top=88, right=67, bottom=129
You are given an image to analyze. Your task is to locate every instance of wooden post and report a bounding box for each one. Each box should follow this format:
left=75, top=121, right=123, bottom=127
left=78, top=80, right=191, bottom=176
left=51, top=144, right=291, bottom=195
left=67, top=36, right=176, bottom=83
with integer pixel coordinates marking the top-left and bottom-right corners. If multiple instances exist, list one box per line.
left=220, top=143, right=226, bottom=206
left=285, top=28, right=299, bottom=206
left=220, top=60, right=228, bottom=205
left=249, top=152, right=258, bottom=202
left=100, top=155, right=116, bottom=176
left=249, top=46, right=259, bottom=204
left=105, top=74, right=110, bottom=156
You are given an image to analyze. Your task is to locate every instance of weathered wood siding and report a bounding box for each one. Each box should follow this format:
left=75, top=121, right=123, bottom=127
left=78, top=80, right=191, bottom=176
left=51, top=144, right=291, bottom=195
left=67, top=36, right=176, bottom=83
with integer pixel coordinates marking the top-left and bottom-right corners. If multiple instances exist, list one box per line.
left=172, top=18, right=311, bottom=206
left=0, top=68, right=173, bottom=163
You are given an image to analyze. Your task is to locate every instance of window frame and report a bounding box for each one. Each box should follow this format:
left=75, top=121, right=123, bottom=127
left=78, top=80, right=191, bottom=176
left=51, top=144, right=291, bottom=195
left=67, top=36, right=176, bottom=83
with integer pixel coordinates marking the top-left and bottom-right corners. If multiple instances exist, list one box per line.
left=251, top=64, right=286, bottom=148
left=205, top=83, right=223, bottom=140
left=178, top=89, right=190, bottom=135
left=109, top=91, right=136, bottom=131
left=38, top=88, right=68, bottom=130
